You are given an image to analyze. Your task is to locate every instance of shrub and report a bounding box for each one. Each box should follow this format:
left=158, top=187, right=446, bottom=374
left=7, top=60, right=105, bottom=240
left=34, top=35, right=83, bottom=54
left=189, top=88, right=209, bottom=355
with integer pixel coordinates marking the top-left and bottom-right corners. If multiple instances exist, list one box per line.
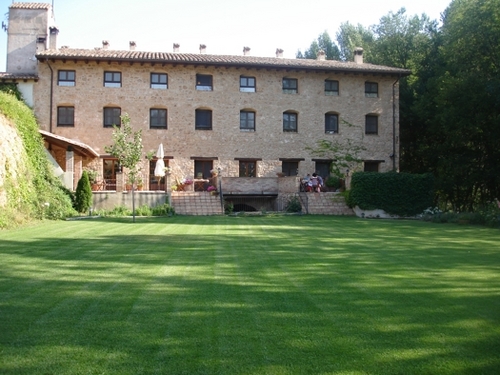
left=348, top=172, right=434, bottom=216
left=151, top=203, right=175, bottom=216
left=134, top=204, right=152, bottom=216
left=285, top=196, right=302, bottom=213
left=325, top=176, right=341, bottom=189
left=224, top=201, right=234, bottom=215
left=74, top=171, right=93, bottom=213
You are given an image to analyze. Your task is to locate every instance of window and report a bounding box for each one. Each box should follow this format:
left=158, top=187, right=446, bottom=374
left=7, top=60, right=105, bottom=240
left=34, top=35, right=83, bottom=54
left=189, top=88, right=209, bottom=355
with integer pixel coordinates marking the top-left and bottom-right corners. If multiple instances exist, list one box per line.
left=196, top=74, right=213, bottom=91
left=103, top=107, right=121, bottom=128
left=283, top=112, right=297, bottom=132
left=151, top=73, right=168, bottom=89
left=239, top=161, right=256, bottom=177
left=325, top=113, right=339, bottom=134
left=194, top=160, right=213, bottom=179
left=325, top=80, right=339, bottom=95
left=240, top=76, right=256, bottom=92
left=365, top=81, right=378, bottom=97
left=240, top=111, right=255, bottom=131
left=57, top=106, right=74, bottom=126
left=150, top=109, right=167, bottom=129
left=195, top=109, right=212, bottom=130
left=104, top=71, right=121, bottom=87
left=365, top=115, right=378, bottom=134
left=58, top=70, right=75, bottom=86
left=364, top=161, right=379, bottom=172
left=282, top=161, right=299, bottom=176
left=315, top=161, right=331, bottom=180
left=283, top=78, right=298, bottom=93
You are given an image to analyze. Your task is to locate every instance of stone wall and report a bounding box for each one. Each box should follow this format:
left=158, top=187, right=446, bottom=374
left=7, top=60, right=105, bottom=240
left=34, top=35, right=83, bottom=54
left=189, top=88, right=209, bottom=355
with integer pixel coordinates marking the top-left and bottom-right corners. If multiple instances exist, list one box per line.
left=33, top=59, right=400, bottom=185
left=91, top=191, right=167, bottom=211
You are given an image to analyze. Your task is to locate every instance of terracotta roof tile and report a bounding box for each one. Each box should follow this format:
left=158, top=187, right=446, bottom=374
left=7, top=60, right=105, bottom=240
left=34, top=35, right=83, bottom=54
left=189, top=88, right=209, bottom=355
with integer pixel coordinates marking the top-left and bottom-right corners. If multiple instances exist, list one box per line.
left=0, top=72, right=39, bottom=80
left=36, top=48, right=411, bottom=76
left=10, top=3, right=51, bottom=10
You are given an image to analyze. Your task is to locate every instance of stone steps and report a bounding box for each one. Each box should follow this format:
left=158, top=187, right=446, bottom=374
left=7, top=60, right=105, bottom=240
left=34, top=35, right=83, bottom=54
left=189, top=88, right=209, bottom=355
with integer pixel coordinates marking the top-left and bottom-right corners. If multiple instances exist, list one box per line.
left=301, top=192, right=354, bottom=215
left=170, top=191, right=223, bottom=215
left=170, top=191, right=353, bottom=216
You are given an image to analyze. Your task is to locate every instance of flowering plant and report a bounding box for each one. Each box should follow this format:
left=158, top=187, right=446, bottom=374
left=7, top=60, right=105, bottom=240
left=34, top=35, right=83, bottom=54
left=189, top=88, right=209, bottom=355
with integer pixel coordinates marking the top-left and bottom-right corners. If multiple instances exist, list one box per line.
left=210, top=168, right=219, bottom=176
left=207, top=185, right=217, bottom=192
left=181, top=178, right=193, bottom=185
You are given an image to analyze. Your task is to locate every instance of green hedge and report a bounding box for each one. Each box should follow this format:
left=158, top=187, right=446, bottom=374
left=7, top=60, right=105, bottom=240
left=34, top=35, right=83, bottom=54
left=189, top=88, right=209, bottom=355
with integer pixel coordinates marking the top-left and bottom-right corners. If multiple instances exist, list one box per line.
left=347, top=172, right=434, bottom=216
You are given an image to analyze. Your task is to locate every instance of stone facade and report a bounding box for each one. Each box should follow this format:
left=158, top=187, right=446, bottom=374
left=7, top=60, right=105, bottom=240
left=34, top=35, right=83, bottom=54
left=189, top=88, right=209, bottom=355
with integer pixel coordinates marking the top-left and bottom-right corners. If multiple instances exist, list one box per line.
left=3, top=3, right=410, bottom=204
left=32, top=58, right=404, bottom=184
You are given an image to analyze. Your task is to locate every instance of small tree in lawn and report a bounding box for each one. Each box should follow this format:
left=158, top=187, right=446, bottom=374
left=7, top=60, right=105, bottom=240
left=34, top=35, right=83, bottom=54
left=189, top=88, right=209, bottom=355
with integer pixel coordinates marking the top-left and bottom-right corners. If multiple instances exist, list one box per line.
left=104, top=113, right=143, bottom=222
left=74, top=170, right=92, bottom=213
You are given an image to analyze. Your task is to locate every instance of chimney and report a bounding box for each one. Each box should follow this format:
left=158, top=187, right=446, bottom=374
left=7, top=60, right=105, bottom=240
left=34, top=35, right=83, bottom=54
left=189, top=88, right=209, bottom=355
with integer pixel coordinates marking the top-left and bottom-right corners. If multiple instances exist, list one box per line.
left=243, top=46, right=251, bottom=56
left=102, top=40, right=109, bottom=50
left=199, top=44, right=206, bottom=54
left=173, top=43, right=180, bottom=52
left=129, top=41, right=136, bottom=51
left=276, top=48, right=284, bottom=58
left=49, top=26, right=59, bottom=50
left=317, top=49, right=326, bottom=61
left=354, top=47, right=363, bottom=64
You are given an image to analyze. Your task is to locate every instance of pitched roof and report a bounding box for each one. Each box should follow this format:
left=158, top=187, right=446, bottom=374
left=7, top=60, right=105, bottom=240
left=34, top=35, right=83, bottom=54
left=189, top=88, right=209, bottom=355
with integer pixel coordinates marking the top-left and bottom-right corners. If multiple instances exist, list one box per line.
left=10, top=3, right=51, bottom=10
left=36, top=48, right=411, bottom=76
left=0, top=72, right=39, bottom=81
left=39, top=130, right=100, bottom=158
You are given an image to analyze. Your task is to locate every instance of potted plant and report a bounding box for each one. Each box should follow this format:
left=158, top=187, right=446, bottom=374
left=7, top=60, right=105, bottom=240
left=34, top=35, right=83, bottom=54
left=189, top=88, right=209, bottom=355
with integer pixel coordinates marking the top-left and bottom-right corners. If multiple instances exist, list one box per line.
left=85, top=169, right=99, bottom=191
left=207, top=185, right=218, bottom=195
left=136, top=177, right=144, bottom=191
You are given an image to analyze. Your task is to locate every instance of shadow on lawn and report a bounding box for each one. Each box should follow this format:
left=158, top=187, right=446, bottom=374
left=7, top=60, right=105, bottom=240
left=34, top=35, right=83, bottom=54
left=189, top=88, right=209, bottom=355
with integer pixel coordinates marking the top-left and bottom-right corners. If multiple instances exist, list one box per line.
left=1, top=217, right=500, bottom=374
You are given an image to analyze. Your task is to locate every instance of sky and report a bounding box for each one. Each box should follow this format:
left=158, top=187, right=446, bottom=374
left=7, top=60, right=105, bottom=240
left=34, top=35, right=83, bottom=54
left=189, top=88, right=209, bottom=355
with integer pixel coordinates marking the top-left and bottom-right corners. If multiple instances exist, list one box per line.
left=0, top=0, right=452, bottom=71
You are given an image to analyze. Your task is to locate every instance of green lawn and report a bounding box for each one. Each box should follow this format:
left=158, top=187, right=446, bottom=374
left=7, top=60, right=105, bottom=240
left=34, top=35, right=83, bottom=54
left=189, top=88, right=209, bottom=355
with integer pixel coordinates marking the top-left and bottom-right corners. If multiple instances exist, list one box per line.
left=1, top=216, right=499, bottom=375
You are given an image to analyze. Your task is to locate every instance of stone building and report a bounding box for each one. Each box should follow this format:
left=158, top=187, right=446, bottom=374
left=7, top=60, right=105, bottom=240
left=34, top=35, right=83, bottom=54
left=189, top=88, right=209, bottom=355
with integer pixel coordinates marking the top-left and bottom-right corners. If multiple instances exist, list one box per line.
left=1, top=2, right=410, bottom=213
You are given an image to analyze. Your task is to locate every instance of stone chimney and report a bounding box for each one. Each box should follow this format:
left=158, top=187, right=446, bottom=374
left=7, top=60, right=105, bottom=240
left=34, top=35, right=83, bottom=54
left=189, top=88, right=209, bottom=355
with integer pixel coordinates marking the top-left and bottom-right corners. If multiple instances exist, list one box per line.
left=173, top=43, right=180, bottom=52
left=102, top=40, right=110, bottom=50
left=49, top=26, right=59, bottom=50
left=243, top=46, right=251, bottom=56
left=199, top=44, right=206, bottom=54
left=276, top=48, right=284, bottom=58
left=354, top=47, right=363, bottom=64
left=129, top=41, right=136, bottom=51
left=317, top=49, right=326, bottom=61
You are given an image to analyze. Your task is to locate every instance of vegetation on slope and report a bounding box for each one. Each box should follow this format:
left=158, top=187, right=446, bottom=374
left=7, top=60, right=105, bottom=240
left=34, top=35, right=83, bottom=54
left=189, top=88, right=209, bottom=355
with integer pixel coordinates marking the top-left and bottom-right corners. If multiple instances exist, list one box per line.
left=0, top=91, right=76, bottom=228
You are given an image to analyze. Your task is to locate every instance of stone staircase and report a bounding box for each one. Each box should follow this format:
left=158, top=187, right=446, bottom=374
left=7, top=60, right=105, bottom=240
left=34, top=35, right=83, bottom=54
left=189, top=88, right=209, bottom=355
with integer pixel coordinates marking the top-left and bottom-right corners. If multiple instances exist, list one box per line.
left=170, top=191, right=353, bottom=216
left=300, top=192, right=354, bottom=215
left=170, top=191, right=224, bottom=215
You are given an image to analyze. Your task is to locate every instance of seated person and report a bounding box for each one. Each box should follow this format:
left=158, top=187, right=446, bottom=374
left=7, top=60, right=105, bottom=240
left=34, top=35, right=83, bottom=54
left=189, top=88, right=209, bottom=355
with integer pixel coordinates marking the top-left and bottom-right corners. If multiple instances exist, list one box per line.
left=311, top=173, right=322, bottom=192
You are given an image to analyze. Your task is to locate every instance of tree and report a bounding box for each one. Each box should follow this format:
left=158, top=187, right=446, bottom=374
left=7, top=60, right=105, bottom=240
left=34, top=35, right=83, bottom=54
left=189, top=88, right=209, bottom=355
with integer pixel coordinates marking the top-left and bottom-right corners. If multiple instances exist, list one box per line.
left=430, top=0, right=500, bottom=210
left=296, top=31, right=340, bottom=60
left=370, top=8, right=436, bottom=69
left=104, top=113, right=143, bottom=221
left=306, top=138, right=365, bottom=178
left=336, top=22, right=374, bottom=62
left=74, top=170, right=92, bottom=213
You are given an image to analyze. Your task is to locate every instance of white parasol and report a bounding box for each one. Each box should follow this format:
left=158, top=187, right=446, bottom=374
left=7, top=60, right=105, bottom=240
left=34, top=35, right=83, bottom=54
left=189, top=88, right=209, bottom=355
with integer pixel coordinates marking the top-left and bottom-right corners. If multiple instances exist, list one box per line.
left=154, top=143, right=165, bottom=179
